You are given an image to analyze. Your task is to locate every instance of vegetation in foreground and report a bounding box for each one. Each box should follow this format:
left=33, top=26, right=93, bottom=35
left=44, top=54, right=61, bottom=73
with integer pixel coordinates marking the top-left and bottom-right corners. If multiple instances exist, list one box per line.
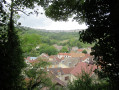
left=68, top=71, right=110, bottom=90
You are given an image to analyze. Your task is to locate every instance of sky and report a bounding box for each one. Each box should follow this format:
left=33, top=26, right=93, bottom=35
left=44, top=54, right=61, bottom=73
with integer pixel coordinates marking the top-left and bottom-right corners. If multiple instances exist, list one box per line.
left=18, top=14, right=87, bottom=30
left=5, top=0, right=88, bottom=30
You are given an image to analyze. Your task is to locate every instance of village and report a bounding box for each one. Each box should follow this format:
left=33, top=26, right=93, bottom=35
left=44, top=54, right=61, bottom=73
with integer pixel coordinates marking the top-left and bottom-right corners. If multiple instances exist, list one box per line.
left=25, top=47, right=98, bottom=88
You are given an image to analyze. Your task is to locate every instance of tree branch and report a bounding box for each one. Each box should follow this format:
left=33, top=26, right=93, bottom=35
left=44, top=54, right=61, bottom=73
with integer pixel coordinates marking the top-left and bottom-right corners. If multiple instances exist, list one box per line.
left=14, top=9, right=29, bottom=16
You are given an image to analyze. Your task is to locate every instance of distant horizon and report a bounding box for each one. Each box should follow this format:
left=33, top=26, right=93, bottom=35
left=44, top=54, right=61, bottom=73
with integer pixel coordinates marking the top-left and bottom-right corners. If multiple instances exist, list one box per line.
left=21, top=26, right=86, bottom=31
left=35, top=27, right=85, bottom=31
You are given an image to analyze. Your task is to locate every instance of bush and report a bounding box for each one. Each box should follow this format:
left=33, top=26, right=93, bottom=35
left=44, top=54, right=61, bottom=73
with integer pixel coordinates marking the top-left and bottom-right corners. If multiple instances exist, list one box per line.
left=68, top=71, right=111, bottom=90
left=82, top=50, right=87, bottom=54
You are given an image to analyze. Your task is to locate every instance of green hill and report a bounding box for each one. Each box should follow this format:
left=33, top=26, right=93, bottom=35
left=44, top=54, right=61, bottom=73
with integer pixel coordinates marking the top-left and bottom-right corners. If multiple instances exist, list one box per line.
left=17, top=27, right=94, bottom=57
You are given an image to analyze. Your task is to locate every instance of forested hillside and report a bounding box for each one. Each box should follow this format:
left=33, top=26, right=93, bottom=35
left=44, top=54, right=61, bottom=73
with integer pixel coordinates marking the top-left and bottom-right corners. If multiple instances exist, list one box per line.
left=18, top=27, right=93, bottom=57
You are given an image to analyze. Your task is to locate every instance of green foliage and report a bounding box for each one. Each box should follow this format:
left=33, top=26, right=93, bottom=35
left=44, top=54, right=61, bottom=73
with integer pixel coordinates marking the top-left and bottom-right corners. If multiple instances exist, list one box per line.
left=38, top=44, right=58, bottom=56
left=18, top=27, right=94, bottom=56
left=78, top=0, right=119, bottom=85
left=60, top=46, right=68, bottom=53
left=68, top=71, right=110, bottom=90
left=82, top=50, right=87, bottom=54
left=0, top=22, right=26, bottom=89
left=19, top=33, right=41, bottom=56
left=24, top=57, right=52, bottom=90
left=68, top=38, right=83, bottom=48
left=21, top=34, right=41, bottom=51
left=59, top=38, right=93, bottom=48
left=50, top=85, right=67, bottom=90
left=20, top=28, right=79, bottom=42
left=0, top=1, right=26, bottom=88
left=0, top=0, right=49, bottom=89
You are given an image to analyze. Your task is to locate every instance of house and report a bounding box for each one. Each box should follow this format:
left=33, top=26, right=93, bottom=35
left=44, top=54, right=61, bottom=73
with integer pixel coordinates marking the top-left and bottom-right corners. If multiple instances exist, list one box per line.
left=25, top=69, right=67, bottom=90
left=48, top=71, right=67, bottom=87
left=48, top=60, right=59, bottom=68
left=48, top=68, right=64, bottom=80
left=70, top=53, right=85, bottom=58
left=61, top=68, right=74, bottom=83
left=77, top=49, right=84, bottom=53
left=48, top=58, right=60, bottom=68
left=70, top=62, right=97, bottom=80
left=25, top=57, right=37, bottom=64
left=48, top=68, right=73, bottom=84
left=58, top=53, right=71, bottom=59
left=48, top=62, right=97, bottom=84
left=49, top=55, right=57, bottom=61
left=59, top=57, right=82, bottom=68
left=40, top=53, right=49, bottom=59
left=58, top=63, right=69, bottom=68
left=81, top=54, right=95, bottom=64
left=49, top=55, right=61, bottom=62
left=48, top=55, right=62, bottom=68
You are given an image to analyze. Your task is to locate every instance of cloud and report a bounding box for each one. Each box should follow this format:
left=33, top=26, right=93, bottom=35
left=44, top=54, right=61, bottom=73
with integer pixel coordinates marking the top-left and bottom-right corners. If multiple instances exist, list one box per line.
left=43, top=19, right=87, bottom=30
left=5, top=0, right=87, bottom=30
left=18, top=7, right=88, bottom=30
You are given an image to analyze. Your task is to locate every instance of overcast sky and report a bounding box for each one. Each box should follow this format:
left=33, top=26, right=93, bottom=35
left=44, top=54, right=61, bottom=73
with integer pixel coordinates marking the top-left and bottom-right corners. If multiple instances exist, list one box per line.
left=18, top=14, right=87, bottom=30
left=5, top=0, right=87, bottom=30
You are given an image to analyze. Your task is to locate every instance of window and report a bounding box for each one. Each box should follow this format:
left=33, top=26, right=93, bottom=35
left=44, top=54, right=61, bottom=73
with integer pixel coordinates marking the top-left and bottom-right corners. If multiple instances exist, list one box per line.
left=58, top=72, right=61, bottom=75
left=62, top=60, right=64, bottom=63
left=65, top=76, right=69, bottom=80
left=68, top=62, right=71, bottom=66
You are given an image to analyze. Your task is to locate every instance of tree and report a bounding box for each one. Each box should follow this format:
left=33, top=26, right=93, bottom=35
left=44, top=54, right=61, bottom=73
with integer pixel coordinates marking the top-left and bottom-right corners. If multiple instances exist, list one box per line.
left=78, top=1, right=119, bottom=86
left=20, top=33, right=41, bottom=57
left=68, top=71, right=110, bottom=90
left=68, top=72, right=93, bottom=90
left=44, top=0, right=119, bottom=86
left=24, top=57, right=52, bottom=90
left=0, top=1, right=26, bottom=89
left=60, top=46, right=68, bottom=53
left=46, top=46, right=58, bottom=55
left=0, top=0, right=47, bottom=89
left=82, top=50, right=87, bottom=54
left=39, top=44, right=58, bottom=56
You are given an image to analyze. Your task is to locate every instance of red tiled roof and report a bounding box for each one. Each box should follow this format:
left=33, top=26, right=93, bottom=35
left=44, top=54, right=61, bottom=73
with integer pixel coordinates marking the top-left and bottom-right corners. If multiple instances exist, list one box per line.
left=77, top=49, right=83, bottom=52
left=61, top=68, right=74, bottom=74
left=71, top=62, right=97, bottom=76
left=58, top=53, right=71, bottom=56
left=52, top=75, right=67, bottom=86
left=60, top=57, right=65, bottom=60
left=81, top=54, right=93, bottom=61
left=70, top=53, right=85, bottom=58
left=40, top=53, right=49, bottom=58
left=55, top=57, right=61, bottom=62
left=25, top=57, right=38, bottom=64
left=26, top=57, right=30, bottom=61
left=81, top=56, right=89, bottom=61
left=49, top=55, right=55, bottom=58
left=29, top=60, right=38, bottom=64
left=48, top=71, right=67, bottom=86
left=85, top=54, right=91, bottom=57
